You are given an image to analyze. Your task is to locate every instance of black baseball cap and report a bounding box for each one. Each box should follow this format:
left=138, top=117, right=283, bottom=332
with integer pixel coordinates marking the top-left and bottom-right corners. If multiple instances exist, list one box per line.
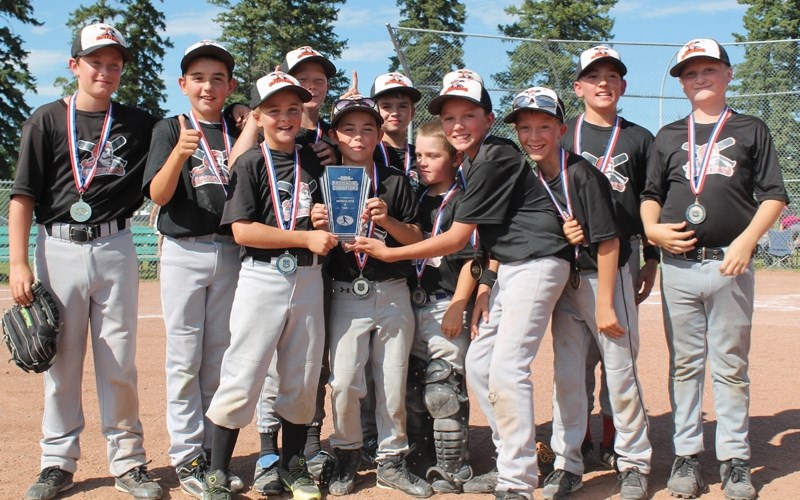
left=72, top=23, right=133, bottom=63
left=181, top=40, right=235, bottom=75
left=503, top=87, right=565, bottom=124
left=330, top=95, right=384, bottom=128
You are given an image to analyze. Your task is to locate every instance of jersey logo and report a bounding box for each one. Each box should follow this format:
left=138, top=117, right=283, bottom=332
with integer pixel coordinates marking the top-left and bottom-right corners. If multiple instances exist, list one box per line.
left=681, top=136, right=737, bottom=178
left=277, top=179, right=318, bottom=222
left=191, top=148, right=230, bottom=188
left=580, top=151, right=630, bottom=192
left=77, top=136, right=128, bottom=177
left=407, top=169, right=420, bottom=191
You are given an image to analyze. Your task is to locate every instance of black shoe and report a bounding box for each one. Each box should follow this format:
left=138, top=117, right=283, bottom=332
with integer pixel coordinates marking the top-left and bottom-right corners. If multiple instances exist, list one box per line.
left=329, top=448, right=361, bottom=496
left=495, top=490, right=527, bottom=500
left=25, top=467, right=74, bottom=500
left=203, top=469, right=231, bottom=500
left=667, top=456, right=704, bottom=498
left=720, top=459, right=756, bottom=500
left=376, top=454, right=433, bottom=498
left=542, top=469, right=582, bottom=500
left=115, top=464, right=162, bottom=499
left=462, top=466, right=497, bottom=494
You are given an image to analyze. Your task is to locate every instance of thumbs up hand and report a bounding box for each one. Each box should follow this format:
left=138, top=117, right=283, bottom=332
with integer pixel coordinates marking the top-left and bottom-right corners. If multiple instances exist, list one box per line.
left=176, top=114, right=202, bottom=159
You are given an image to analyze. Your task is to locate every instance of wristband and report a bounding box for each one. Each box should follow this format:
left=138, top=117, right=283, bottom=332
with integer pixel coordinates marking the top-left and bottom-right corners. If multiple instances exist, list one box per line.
left=478, top=269, right=497, bottom=288
left=643, top=245, right=661, bottom=263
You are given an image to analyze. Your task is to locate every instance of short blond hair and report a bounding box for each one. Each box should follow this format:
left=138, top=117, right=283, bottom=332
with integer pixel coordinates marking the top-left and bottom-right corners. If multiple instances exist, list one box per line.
left=416, top=121, right=457, bottom=158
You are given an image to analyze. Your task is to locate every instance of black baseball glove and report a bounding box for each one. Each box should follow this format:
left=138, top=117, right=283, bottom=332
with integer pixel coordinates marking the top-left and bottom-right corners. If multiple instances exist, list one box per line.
left=2, top=280, right=61, bottom=373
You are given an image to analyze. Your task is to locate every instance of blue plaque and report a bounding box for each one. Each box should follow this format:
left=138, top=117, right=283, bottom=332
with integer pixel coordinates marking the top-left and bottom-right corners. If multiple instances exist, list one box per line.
left=322, top=166, right=369, bottom=242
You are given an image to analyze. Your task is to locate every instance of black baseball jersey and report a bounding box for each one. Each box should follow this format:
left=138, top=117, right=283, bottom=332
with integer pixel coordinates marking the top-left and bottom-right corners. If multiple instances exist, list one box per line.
left=642, top=111, right=789, bottom=247
left=221, top=144, right=324, bottom=262
left=562, top=117, right=653, bottom=239
left=12, top=99, right=157, bottom=224
left=326, top=163, right=420, bottom=282
left=297, top=119, right=334, bottom=148
left=143, top=116, right=241, bottom=237
left=373, top=142, right=420, bottom=189
left=414, top=188, right=481, bottom=294
left=546, top=152, right=630, bottom=271
left=454, top=135, right=571, bottom=263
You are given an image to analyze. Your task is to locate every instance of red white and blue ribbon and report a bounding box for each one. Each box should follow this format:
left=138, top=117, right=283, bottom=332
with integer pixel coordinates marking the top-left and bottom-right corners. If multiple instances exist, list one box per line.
left=356, top=163, right=380, bottom=270
left=687, top=106, right=731, bottom=197
left=67, top=93, right=114, bottom=195
left=261, top=143, right=302, bottom=230
left=537, top=148, right=573, bottom=221
left=574, top=113, right=621, bottom=174
left=187, top=110, right=233, bottom=194
left=378, top=142, right=413, bottom=176
left=415, top=182, right=459, bottom=281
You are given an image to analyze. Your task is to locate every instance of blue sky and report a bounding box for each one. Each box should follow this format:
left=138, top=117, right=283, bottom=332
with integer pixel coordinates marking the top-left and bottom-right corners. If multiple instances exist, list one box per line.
left=13, top=0, right=748, bottom=124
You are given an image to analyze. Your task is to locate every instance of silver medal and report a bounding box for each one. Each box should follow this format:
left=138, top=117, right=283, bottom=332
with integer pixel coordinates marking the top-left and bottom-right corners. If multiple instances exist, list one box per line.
left=352, top=276, right=371, bottom=298
left=276, top=252, right=298, bottom=275
left=469, top=258, right=483, bottom=280
left=685, top=202, right=706, bottom=224
left=70, top=200, right=92, bottom=223
left=411, top=286, right=428, bottom=306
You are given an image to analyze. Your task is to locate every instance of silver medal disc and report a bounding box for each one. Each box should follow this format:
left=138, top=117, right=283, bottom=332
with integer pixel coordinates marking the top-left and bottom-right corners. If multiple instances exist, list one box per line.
left=352, top=277, right=371, bottom=298
left=276, top=253, right=298, bottom=275
left=411, top=286, right=428, bottom=306
left=570, top=269, right=582, bottom=290
left=70, top=200, right=92, bottom=223
left=470, top=258, right=483, bottom=280
left=685, top=202, right=707, bottom=224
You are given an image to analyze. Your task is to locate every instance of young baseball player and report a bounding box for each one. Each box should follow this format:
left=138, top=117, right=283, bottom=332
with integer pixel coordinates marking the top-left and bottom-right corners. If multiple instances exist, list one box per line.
left=371, top=72, right=421, bottom=186
left=359, top=71, right=423, bottom=468
left=310, top=94, right=431, bottom=497
left=10, top=23, right=161, bottom=500
left=355, top=70, right=574, bottom=500
left=561, top=45, right=658, bottom=470
left=406, top=120, right=480, bottom=493
left=201, top=70, right=337, bottom=500
left=142, top=40, right=242, bottom=499
left=641, top=39, right=787, bottom=500
left=501, top=86, right=651, bottom=500
left=248, top=46, right=339, bottom=496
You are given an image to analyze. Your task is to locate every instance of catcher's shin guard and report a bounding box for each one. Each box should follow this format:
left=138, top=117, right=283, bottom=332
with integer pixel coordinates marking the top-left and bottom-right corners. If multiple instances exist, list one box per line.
left=405, top=355, right=434, bottom=475
left=423, top=358, right=472, bottom=490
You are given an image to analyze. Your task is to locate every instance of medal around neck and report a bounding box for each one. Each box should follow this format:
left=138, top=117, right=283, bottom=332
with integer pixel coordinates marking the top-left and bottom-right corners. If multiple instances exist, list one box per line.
left=570, top=262, right=582, bottom=290
left=411, top=286, right=428, bottom=306
left=685, top=201, right=706, bottom=224
left=469, top=258, right=483, bottom=280
left=70, top=199, right=92, bottom=223
left=352, top=276, right=371, bottom=298
left=321, top=166, right=370, bottom=243
left=276, top=252, right=298, bottom=275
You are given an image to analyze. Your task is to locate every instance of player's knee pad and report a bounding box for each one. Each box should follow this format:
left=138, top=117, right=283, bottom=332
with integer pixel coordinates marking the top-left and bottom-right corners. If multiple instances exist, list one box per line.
left=424, top=358, right=467, bottom=419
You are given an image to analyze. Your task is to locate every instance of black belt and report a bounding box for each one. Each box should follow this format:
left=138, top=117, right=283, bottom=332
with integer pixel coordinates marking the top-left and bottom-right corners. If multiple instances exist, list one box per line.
left=254, top=251, right=318, bottom=266
left=664, top=247, right=725, bottom=261
left=44, top=218, right=129, bottom=243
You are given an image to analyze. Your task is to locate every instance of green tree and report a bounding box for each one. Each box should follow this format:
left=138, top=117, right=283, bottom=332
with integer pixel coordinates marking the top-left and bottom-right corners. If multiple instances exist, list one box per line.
left=494, top=0, right=616, bottom=119
left=209, top=0, right=347, bottom=107
left=55, top=0, right=172, bottom=117
left=732, top=0, right=800, bottom=202
left=388, top=0, right=466, bottom=124
left=0, top=1, right=41, bottom=178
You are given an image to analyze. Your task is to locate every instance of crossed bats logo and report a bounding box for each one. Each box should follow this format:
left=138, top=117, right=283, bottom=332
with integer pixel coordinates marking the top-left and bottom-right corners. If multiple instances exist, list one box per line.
left=77, top=136, right=127, bottom=177
left=681, top=137, right=737, bottom=177
left=191, top=149, right=230, bottom=188
left=581, top=151, right=630, bottom=192
left=681, top=40, right=707, bottom=60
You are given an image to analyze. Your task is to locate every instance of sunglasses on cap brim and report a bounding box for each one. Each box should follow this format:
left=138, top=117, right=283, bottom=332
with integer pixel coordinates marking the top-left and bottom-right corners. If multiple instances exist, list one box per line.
left=511, top=93, right=562, bottom=117
left=333, top=97, right=377, bottom=113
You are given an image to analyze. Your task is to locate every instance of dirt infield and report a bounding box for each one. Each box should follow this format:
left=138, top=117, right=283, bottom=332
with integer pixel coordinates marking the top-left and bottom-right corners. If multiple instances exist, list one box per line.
left=1, top=269, right=798, bottom=499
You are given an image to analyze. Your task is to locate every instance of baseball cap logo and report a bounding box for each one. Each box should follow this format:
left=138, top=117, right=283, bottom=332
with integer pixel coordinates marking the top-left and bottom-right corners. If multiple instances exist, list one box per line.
left=445, top=80, right=469, bottom=94
left=97, top=25, right=121, bottom=44
left=269, top=72, right=294, bottom=86
left=384, top=73, right=408, bottom=86
left=590, top=46, right=611, bottom=60
left=297, top=46, right=320, bottom=59
left=681, top=40, right=707, bottom=60
left=454, top=69, right=478, bottom=80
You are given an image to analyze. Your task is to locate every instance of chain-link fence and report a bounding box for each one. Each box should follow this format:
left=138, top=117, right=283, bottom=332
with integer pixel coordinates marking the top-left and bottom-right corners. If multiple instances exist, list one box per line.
left=0, top=180, right=160, bottom=281
left=387, top=26, right=800, bottom=268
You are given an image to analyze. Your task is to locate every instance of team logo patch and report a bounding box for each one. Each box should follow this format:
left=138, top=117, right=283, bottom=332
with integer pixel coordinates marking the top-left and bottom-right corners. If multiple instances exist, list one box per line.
left=191, top=148, right=230, bottom=188
left=681, top=137, right=737, bottom=178
left=580, top=151, right=630, bottom=192
left=78, top=136, right=127, bottom=177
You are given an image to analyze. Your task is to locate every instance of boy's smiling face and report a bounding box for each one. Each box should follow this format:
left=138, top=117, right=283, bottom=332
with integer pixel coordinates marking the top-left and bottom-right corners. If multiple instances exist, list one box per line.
left=514, top=110, right=567, bottom=165
left=438, top=99, right=494, bottom=158
left=331, top=111, right=383, bottom=166
left=678, top=58, right=732, bottom=108
left=574, top=61, right=626, bottom=113
left=179, top=57, right=235, bottom=121
left=256, top=89, right=304, bottom=153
